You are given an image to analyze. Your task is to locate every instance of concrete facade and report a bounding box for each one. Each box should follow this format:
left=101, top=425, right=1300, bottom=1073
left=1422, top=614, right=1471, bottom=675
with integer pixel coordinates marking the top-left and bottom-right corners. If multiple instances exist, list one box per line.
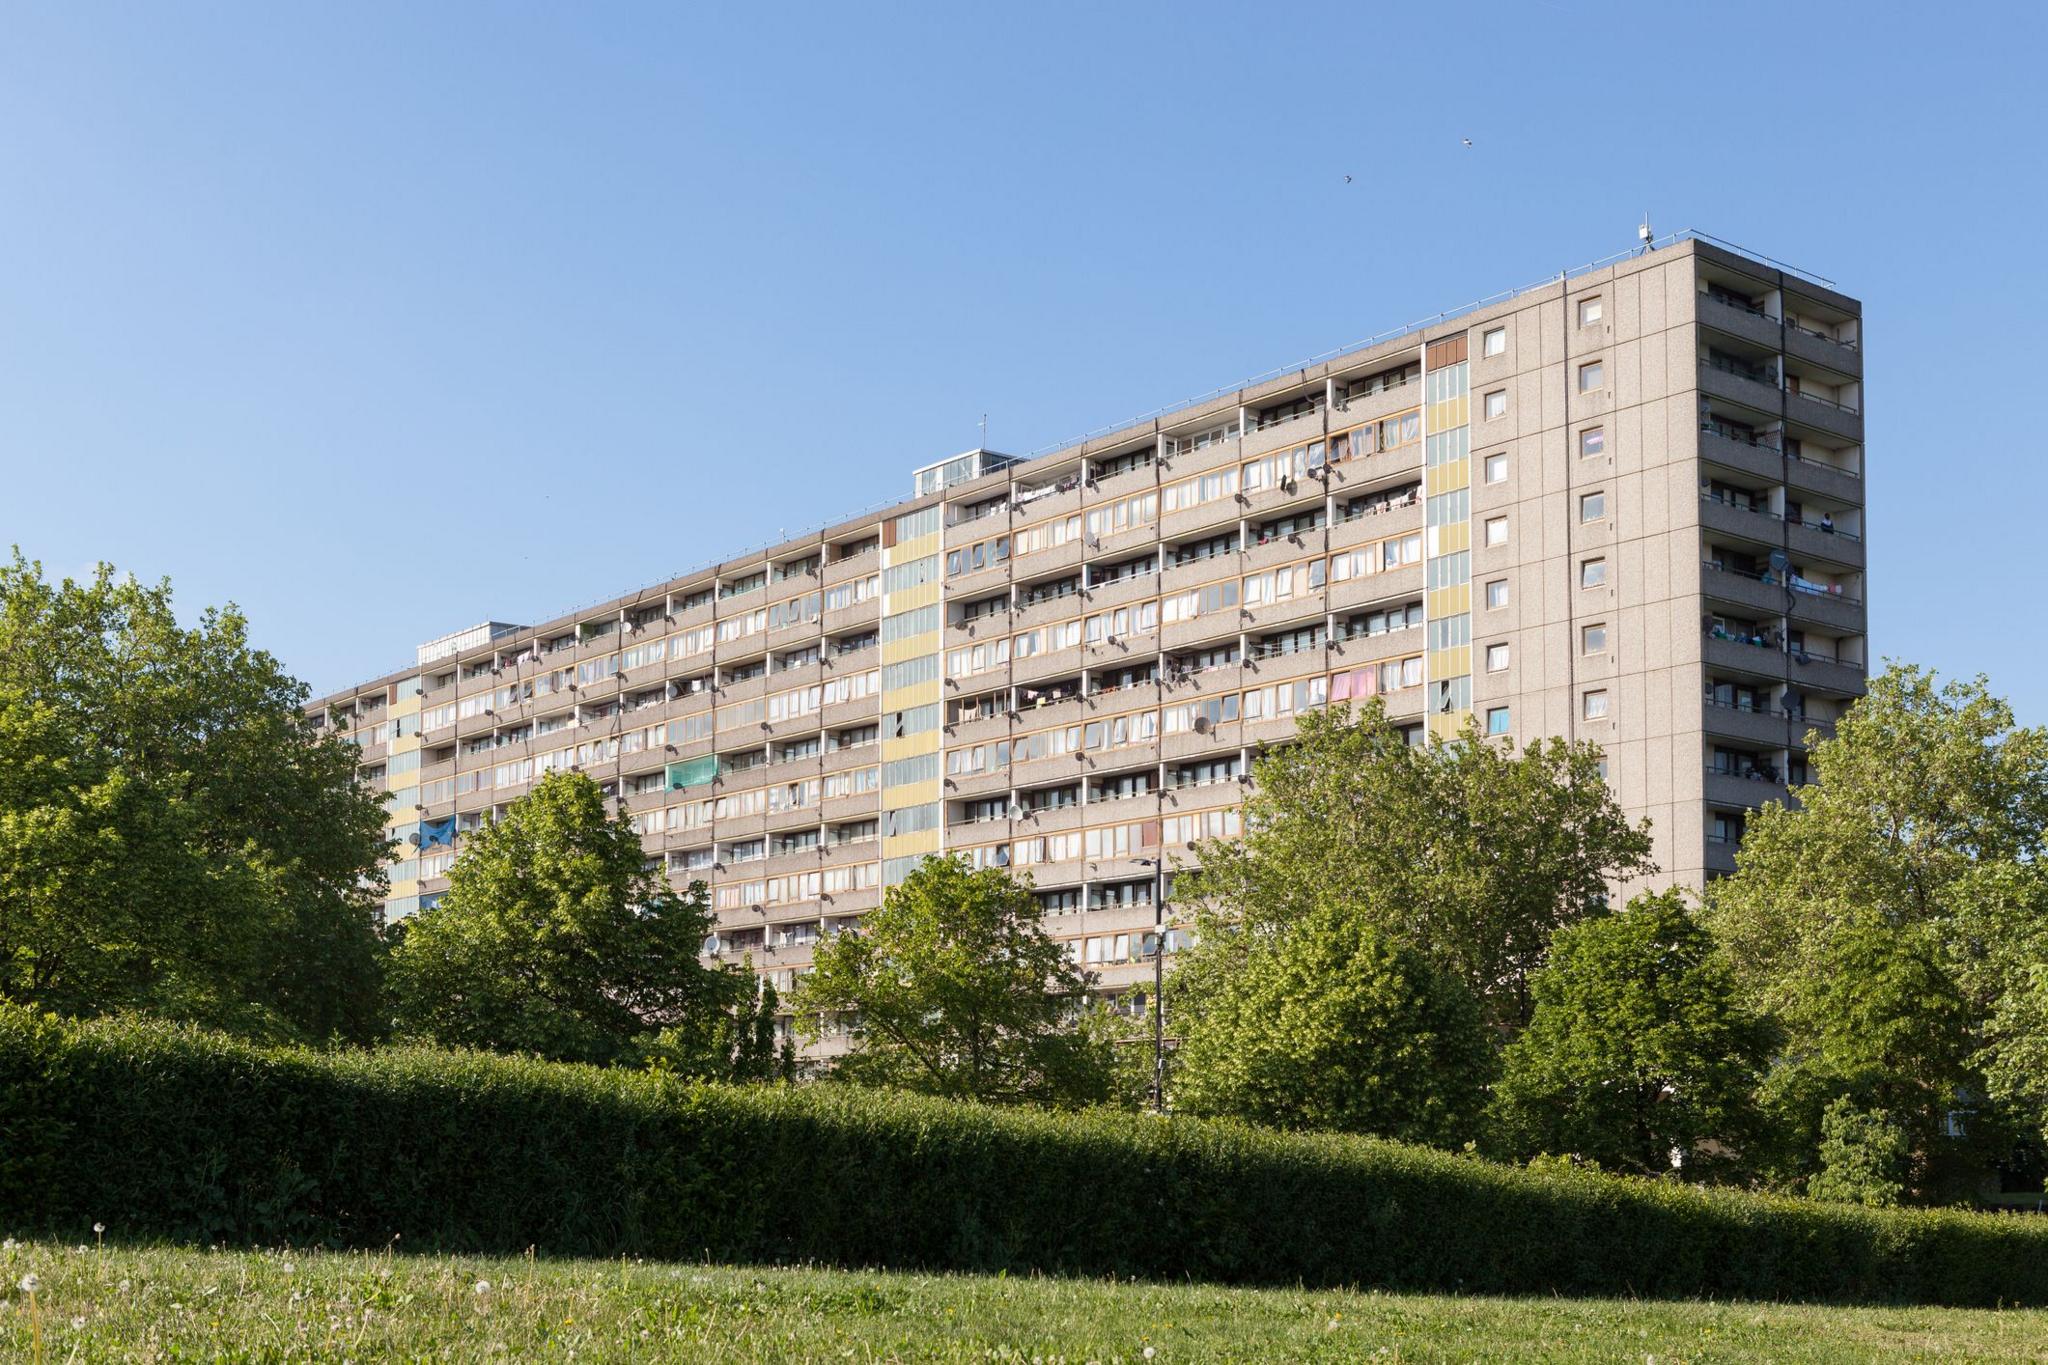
left=313, top=237, right=1867, bottom=1031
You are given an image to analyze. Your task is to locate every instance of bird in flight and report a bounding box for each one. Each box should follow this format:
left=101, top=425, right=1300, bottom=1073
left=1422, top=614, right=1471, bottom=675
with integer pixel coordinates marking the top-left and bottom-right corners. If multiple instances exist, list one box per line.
left=1343, top=174, right=1353, bottom=183
left=1461, top=137, right=1474, bottom=147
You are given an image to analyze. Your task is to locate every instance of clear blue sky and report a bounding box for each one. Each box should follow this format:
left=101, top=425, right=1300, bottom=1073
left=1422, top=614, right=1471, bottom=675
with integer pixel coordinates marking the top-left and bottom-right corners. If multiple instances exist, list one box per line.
left=3, top=2, right=2042, bottom=716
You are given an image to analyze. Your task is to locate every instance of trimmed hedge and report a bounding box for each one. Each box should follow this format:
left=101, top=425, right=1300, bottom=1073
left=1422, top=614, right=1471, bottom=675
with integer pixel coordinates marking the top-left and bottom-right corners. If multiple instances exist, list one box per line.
left=3, top=1005, right=2045, bottom=1306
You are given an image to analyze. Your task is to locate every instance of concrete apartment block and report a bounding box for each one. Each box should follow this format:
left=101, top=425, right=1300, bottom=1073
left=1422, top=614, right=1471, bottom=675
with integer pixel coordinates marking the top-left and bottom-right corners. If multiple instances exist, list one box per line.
left=313, top=236, right=1867, bottom=1033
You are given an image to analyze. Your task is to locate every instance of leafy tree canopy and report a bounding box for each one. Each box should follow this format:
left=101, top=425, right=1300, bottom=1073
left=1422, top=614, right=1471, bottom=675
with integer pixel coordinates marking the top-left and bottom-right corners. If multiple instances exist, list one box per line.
left=1177, top=701, right=1654, bottom=1029
left=389, top=770, right=738, bottom=1067
left=791, top=856, right=1112, bottom=1108
left=1708, top=664, right=2048, bottom=1196
left=1171, top=905, right=1493, bottom=1145
left=1488, top=890, right=1775, bottom=1178
left=0, top=552, right=388, bottom=1042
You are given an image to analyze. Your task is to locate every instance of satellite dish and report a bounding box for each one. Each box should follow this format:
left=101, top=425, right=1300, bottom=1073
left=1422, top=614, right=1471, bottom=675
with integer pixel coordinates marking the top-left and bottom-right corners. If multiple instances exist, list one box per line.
left=1192, top=715, right=1211, bottom=735
left=1768, top=550, right=1791, bottom=574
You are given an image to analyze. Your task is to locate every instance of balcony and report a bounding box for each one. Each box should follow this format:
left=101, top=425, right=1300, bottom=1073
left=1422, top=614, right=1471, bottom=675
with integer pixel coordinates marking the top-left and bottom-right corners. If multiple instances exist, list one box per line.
left=1704, top=765, right=1790, bottom=813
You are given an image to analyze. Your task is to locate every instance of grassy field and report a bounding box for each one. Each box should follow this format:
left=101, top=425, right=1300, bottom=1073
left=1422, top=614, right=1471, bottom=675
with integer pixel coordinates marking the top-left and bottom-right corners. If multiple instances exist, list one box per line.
left=3, top=1240, right=2046, bottom=1362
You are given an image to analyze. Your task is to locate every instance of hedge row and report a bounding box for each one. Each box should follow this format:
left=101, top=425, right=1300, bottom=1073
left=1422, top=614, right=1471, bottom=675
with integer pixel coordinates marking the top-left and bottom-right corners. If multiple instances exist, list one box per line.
left=3, top=1005, right=2045, bottom=1306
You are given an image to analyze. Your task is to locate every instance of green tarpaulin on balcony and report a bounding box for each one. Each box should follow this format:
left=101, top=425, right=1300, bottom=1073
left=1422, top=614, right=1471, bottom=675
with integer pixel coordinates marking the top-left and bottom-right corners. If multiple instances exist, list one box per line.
left=666, top=756, right=718, bottom=791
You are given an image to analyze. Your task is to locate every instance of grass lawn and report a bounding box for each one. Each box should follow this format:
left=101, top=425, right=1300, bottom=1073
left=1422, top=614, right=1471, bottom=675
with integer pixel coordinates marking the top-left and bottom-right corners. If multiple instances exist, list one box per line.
left=2, top=1238, right=2045, bottom=1362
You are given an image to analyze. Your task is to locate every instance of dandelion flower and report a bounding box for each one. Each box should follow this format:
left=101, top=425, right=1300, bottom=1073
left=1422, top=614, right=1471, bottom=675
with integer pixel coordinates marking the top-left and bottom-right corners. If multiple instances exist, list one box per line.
left=19, top=1272, right=40, bottom=1294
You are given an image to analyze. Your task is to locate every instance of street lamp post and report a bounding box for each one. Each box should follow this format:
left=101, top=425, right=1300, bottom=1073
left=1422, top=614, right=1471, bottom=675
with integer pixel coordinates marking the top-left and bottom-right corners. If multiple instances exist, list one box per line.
left=1136, top=856, right=1167, bottom=1112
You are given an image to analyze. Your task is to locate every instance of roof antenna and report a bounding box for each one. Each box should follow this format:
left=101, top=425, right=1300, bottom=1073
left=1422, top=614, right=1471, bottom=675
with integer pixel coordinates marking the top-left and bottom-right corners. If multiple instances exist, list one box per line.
left=1638, top=214, right=1656, bottom=253
left=979, top=413, right=988, bottom=449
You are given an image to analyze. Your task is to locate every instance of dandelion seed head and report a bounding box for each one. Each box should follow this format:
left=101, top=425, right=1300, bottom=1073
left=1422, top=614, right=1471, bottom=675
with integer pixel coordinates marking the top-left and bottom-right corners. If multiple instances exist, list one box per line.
left=19, top=1272, right=40, bottom=1294
left=71, top=1316, right=86, bottom=1330
left=92, top=1222, right=104, bottom=1235
left=475, top=1280, right=492, bottom=1295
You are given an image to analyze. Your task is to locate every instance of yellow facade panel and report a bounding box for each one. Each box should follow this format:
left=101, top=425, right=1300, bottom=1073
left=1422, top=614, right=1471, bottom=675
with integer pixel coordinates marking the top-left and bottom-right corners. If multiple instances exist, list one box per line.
left=1427, top=712, right=1469, bottom=740
left=880, top=730, right=940, bottom=764
left=1434, top=521, right=1471, bottom=556
left=891, top=532, right=941, bottom=562
left=1425, top=459, right=1471, bottom=498
left=1427, top=645, right=1472, bottom=678
left=880, top=678, right=941, bottom=712
left=884, top=580, right=941, bottom=615
left=881, top=632, right=940, bottom=666
left=1426, top=585, right=1471, bottom=617
left=882, top=779, right=941, bottom=811
left=882, top=829, right=941, bottom=861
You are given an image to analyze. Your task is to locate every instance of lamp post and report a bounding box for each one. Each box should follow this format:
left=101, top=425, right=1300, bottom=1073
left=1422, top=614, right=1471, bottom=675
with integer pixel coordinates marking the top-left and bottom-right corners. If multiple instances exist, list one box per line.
left=1134, top=855, right=1167, bottom=1112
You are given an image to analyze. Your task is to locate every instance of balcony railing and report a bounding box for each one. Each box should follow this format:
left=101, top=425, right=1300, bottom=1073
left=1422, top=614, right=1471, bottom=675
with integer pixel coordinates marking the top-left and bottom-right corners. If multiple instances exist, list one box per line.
left=1788, top=386, right=1861, bottom=415
left=1705, top=697, right=1838, bottom=733
left=1788, top=318, right=1859, bottom=350
left=1702, top=491, right=1863, bottom=543
left=1705, top=353, right=1778, bottom=386
left=1704, top=561, right=1863, bottom=606
left=1707, top=762, right=1787, bottom=786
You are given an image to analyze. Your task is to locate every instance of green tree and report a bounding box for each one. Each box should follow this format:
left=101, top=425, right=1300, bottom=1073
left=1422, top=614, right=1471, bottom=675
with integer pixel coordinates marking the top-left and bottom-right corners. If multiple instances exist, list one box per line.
left=644, top=968, right=795, bottom=1084
left=0, top=553, right=389, bottom=1042
left=1487, top=891, right=1775, bottom=1178
left=1171, top=906, right=1493, bottom=1144
left=1178, top=701, right=1654, bottom=1030
left=1808, top=1098, right=1910, bottom=1208
left=1707, top=665, right=2048, bottom=1198
left=388, top=770, right=735, bottom=1065
left=790, top=855, right=1111, bottom=1107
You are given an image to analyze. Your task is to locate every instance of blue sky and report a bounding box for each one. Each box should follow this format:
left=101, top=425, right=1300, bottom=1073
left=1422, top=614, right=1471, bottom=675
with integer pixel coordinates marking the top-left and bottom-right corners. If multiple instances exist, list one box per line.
left=2, top=1, right=2042, bottom=716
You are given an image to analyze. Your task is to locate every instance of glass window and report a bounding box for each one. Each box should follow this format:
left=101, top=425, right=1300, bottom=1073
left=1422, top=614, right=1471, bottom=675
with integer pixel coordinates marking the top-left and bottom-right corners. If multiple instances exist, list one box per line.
left=1484, top=390, right=1507, bottom=420
left=1583, top=623, right=1608, bottom=654
left=1485, top=579, right=1509, bottom=609
left=1579, top=296, right=1603, bottom=327
left=1579, top=427, right=1605, bottom=457
left=1486, top=706, right=1511, bottom=736
left=1484, top=452, right=1507, bottom=484
left=1583, top=690, right=1610, bottom=720
left=1482, top=326, right=1506, bottom=357
left=1578, top=360, right=1605, bottom=392
left=1485, top=642, right=1509, bottom=672
left=1485, top=516, right=1509, bottom=547
left=1580, top=558, right=1607, bottom=588
left=1580, top=491, right=1606, bottom=522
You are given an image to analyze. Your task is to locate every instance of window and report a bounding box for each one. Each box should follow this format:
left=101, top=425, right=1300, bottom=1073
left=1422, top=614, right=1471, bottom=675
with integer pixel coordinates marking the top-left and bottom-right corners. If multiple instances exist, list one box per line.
left=1583, top=623, right=1608, bottom=654
left=1485, top=642, right=1510, bottom=672
left=1580, top=491, right=1606, bottom=523
left=1486, top=706, right=1511, bottom=736
left=1484, top=452, right=1508, bottom=484
left=1485, top=579, right=1509, bottom=609
left=1579, top=296, right=1603, bottom=327
left=1580, top=558, right=1607, bottom=588
left=1484, top=516, right=1509, bottom=548
left=1579, top=427, right=1605, bottom=458
left=1482, top=326, right=1506, bottom=357
left=1578, top=360, right=1605, bottom=392
left=1483, top=390, right=1507, bottom=420
left=1583, top=690, right=1610, bottom=720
